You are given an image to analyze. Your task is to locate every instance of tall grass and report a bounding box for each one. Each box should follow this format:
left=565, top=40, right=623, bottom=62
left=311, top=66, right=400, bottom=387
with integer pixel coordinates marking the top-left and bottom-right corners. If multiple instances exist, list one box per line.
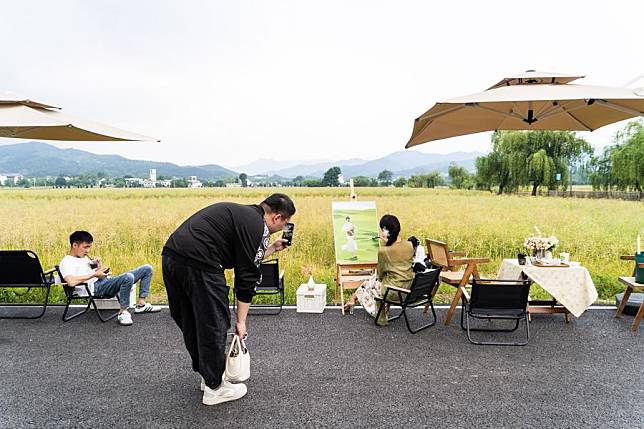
left=0, top=187, right=640, bottom=305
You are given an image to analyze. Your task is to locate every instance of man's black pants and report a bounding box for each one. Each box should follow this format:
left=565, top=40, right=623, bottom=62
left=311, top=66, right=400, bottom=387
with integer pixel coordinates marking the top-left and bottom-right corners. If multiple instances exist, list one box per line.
left=162, top=255, right=230, bottom=389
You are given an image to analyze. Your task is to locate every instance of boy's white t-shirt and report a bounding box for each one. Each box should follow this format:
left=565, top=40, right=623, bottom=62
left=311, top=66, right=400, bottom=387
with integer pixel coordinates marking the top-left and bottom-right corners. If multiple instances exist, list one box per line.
left=58, top=255, right=96, bottom=296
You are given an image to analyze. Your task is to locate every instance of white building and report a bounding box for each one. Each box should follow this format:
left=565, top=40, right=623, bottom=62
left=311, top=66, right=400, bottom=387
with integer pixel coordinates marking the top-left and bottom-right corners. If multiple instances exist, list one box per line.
left=0, top=173, right=24, bottom=185
left=149, top=169, right=157, bottom=182
left=188, top=176, right=202, bottom=188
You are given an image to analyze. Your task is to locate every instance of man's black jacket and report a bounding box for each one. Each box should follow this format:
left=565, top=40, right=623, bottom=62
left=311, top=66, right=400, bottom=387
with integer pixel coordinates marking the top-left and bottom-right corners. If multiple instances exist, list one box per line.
left=163, top=202, right=268, bottom=303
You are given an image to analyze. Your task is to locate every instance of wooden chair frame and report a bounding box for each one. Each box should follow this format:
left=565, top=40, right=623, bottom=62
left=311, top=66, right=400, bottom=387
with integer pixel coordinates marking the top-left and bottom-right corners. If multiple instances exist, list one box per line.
left=425, top=239, right=490, bottom=325
left=615, top=255, right=644, bottom=332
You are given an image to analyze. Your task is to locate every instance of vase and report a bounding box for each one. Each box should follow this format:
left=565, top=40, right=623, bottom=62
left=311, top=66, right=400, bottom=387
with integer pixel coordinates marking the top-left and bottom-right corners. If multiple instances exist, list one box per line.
left=544, top=250, right=553, bottom=260
left=533, top=249, right=545, bottom=259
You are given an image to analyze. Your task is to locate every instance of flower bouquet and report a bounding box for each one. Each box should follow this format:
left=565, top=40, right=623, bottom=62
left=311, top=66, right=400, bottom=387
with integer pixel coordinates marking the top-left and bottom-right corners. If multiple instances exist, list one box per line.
left=524, top=226, right=559, bottom=259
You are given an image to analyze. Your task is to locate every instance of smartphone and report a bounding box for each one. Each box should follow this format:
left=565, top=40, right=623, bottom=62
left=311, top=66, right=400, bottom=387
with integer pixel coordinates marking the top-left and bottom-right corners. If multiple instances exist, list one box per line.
left=104, top=267, right=110, bottom=274
left=282, top=223, right=294, bottom=246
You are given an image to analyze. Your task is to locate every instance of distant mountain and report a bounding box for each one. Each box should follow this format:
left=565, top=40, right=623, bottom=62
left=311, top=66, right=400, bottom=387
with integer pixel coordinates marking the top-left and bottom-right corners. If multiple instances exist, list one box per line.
left=393, top=157, right=478, bottom=177
left=268, top=158, right=367, bottom=178
left=324, top=151, right=482, bottom=178
left=232, top=158, right=304, bottom=176
left=0, top=142, right=237, bottom=179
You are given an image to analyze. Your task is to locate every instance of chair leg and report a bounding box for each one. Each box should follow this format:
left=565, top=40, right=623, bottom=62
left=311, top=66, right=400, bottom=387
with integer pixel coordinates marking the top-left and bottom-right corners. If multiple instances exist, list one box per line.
left=466, top=313, right=529, bottom=346
left=62, top=299, right=91, bottom=322
left=404, top=301, right=437, bottom=334
left=89, top=299, right=119, bottom=322
left=632, top=301, right=644, bottom=332
left=444, top=286, right=463, bottom=326
left=616, top=287, right=632, bottom=318
left=340, top=283, right=345, bottom=316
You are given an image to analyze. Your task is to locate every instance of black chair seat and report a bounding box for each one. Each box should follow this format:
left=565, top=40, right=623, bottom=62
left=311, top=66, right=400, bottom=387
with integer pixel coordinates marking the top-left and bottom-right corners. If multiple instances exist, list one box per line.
left=469, top=308, right=526, bottom=318
left=0, top=250, right=53, bottom=319
left=375, top=268, right=441, bottom=334
left=461, top=278, right=531, bottom=346
left=233, top=259, right=284, bottom=315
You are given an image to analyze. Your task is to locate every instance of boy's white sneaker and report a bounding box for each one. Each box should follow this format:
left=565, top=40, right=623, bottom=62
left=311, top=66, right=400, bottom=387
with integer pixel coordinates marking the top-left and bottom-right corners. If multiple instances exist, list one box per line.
left=117, top=310, right=133, bottom=326
left=202, top=379, right=247, bottom=406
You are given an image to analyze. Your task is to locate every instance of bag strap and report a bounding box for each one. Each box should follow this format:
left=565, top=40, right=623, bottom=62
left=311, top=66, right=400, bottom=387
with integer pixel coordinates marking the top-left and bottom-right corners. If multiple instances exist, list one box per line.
left=240, top=337, right=248, bottom=354
left=228, top=334, right=240, bottom=358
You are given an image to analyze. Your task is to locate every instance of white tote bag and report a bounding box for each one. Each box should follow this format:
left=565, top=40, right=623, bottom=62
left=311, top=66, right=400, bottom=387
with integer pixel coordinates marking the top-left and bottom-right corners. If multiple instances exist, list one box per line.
left=225, top=334, right=250, bottom=382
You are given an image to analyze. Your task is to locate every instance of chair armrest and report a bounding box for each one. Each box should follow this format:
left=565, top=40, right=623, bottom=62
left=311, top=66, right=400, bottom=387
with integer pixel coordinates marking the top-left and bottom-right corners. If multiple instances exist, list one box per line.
left=450, top=257, right=491, bottom=266
left=449, top=251, right=466, bottom=257
left=279, top=269, right=285, bottom=280
left=383, top=284, right=411, bottom=294
left=620, top=255, right=635, bottom=261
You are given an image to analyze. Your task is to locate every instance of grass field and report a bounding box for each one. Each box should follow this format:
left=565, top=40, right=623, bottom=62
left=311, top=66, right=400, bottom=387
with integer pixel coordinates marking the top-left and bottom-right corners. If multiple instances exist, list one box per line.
left=0, top=187, right=641, bottom=305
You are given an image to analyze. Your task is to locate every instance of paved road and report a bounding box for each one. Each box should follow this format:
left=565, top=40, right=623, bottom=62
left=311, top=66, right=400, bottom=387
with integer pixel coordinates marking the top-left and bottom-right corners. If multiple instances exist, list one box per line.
left=1, top=307, right=642, bottom=428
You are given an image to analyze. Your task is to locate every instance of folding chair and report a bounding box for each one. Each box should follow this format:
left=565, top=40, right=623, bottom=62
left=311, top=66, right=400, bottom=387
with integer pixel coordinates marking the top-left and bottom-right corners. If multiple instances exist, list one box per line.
left=56, top=266, right=119, bottom=323
left=234, top=259, right=284, bottom=315
left=460, top=278, right=531, bottom=346
left=0, top=250, right=54, bottom=319
left=425, top=239, right=490, bottom=326
left=374, top=268, right=441, bottom=334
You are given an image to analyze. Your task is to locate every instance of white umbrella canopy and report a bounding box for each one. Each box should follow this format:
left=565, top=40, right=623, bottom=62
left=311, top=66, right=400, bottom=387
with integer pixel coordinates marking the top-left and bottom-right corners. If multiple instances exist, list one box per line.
left=406, top=71, right=644, bottom=148
left=0, top=92, right=159, bottom=142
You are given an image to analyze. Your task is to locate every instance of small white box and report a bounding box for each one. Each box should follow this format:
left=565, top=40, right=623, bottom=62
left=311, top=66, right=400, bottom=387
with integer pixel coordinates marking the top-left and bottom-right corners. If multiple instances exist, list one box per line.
left=296, top=283, right=327, bottom=313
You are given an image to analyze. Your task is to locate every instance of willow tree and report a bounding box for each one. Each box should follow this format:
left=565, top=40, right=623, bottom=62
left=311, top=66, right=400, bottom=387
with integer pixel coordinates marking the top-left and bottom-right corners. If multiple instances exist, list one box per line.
left=610, top=121, right=643, bottom=193
left=476, top=130, right=592, bottom=195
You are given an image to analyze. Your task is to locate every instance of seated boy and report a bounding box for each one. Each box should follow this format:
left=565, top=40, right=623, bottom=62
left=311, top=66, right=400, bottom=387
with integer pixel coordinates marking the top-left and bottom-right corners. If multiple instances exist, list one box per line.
left=58, top=230, right=161, bottom=326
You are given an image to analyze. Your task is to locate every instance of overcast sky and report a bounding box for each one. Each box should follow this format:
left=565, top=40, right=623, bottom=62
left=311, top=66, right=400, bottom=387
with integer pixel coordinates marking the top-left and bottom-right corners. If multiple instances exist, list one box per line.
left=1, top=0, right=642, bottom=169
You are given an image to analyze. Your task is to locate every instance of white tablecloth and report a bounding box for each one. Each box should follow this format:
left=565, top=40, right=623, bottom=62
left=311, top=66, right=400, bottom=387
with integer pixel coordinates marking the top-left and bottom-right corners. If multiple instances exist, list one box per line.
left=497, top=259, right=598, bottom=317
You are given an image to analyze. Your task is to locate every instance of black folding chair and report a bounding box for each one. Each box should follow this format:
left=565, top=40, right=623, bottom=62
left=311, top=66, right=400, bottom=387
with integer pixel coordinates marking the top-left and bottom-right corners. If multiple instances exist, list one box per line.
left=0, top=250, right=54, bottom=319
left=233, top=259, right=285, bottom=315
left=374, top=268, right=441, bottom=334
left=56, top=265, right=119, bottom=323
left=460, top=278, right=531, bottom=346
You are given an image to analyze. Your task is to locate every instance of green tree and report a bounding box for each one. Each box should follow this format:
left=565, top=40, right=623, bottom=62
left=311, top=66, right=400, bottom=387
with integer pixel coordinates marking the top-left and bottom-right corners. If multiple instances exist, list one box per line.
left=322, top=166, right=341, bottom=187
left=54, top=176, right=67, bottom=188
left=448, top=163, right=473, bottom=189
left=239, top=173, right=248, bottom=187
left=393, top=177, right=407, bottom=187
left=407, top=171, right=445, bottom=188
left=475, top=130, right=592, bottom=195
left=377, top=170, right=393, bottom=186
left=352, top=176, right=371, bottom=187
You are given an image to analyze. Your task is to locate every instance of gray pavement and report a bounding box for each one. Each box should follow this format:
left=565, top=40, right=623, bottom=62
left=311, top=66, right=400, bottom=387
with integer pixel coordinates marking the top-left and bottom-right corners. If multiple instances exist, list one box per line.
left=1, top=306, right=643, bottom=428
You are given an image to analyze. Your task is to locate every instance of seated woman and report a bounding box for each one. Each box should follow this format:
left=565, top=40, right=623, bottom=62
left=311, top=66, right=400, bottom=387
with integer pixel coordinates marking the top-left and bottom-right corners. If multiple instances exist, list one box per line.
left=343, top=214, right=415, bottom=325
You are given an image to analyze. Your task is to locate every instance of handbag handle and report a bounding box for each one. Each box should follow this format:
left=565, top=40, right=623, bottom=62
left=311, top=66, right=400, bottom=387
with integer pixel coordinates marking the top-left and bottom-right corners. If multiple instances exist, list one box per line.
left=228, top=334, right=240, bottom=358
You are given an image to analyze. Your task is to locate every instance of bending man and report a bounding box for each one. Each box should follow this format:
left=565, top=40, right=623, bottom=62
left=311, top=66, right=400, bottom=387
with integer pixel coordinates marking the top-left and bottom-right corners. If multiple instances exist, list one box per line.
left=162, top=193, right=295, bottom=406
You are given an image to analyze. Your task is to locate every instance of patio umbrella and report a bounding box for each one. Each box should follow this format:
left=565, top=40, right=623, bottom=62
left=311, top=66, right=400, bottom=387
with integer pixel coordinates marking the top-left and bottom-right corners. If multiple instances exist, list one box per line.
left=406, top=71, right=644, bottom=148
left=0, top=92, right=158, bottom=142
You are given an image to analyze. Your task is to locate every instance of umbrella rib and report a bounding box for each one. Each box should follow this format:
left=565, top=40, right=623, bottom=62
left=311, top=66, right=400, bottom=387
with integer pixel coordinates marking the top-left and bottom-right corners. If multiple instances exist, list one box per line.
left=538, top=101, right=586, bottom=121
left=594, top=100, right=644, bottom=117
left=562, top=109, right=593, bottom=131
left=418, top=104, right=465, bottom=121
left=478, top=104, right=524, bottom=121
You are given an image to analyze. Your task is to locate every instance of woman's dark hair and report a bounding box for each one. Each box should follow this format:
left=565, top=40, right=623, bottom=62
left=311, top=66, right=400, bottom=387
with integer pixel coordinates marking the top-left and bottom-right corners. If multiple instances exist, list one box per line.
left=261, top=193, right=296, bottom=218
left=379, top=214, right=401, bottom=247
left=69, top=230, right=93, bottom=246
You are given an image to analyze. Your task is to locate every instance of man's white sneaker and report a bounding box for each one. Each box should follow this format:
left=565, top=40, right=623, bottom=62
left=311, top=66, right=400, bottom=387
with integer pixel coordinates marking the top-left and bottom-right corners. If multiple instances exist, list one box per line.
left=134, top=303, right=162, bottom=314
left=202, top=379, right=247, bottom=405
left=117, top=310, right=133, bottom=326
left=200, top=376, right=206, bottom=392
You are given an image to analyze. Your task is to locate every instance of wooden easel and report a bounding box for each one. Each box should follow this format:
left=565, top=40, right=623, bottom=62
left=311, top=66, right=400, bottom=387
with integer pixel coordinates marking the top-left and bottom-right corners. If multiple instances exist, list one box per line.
left=333, top=179, right=378, bottom=314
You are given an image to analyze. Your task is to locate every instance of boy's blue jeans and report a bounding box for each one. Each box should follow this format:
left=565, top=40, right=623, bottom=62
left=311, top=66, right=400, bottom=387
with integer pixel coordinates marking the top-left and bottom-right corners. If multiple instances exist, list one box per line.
left=93, top=264, right=153, bottom=308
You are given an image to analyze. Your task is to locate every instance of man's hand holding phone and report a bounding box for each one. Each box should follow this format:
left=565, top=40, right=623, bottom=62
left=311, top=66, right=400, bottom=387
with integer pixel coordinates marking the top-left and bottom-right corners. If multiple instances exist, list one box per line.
left=95, top=267, right=110, bottom=279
